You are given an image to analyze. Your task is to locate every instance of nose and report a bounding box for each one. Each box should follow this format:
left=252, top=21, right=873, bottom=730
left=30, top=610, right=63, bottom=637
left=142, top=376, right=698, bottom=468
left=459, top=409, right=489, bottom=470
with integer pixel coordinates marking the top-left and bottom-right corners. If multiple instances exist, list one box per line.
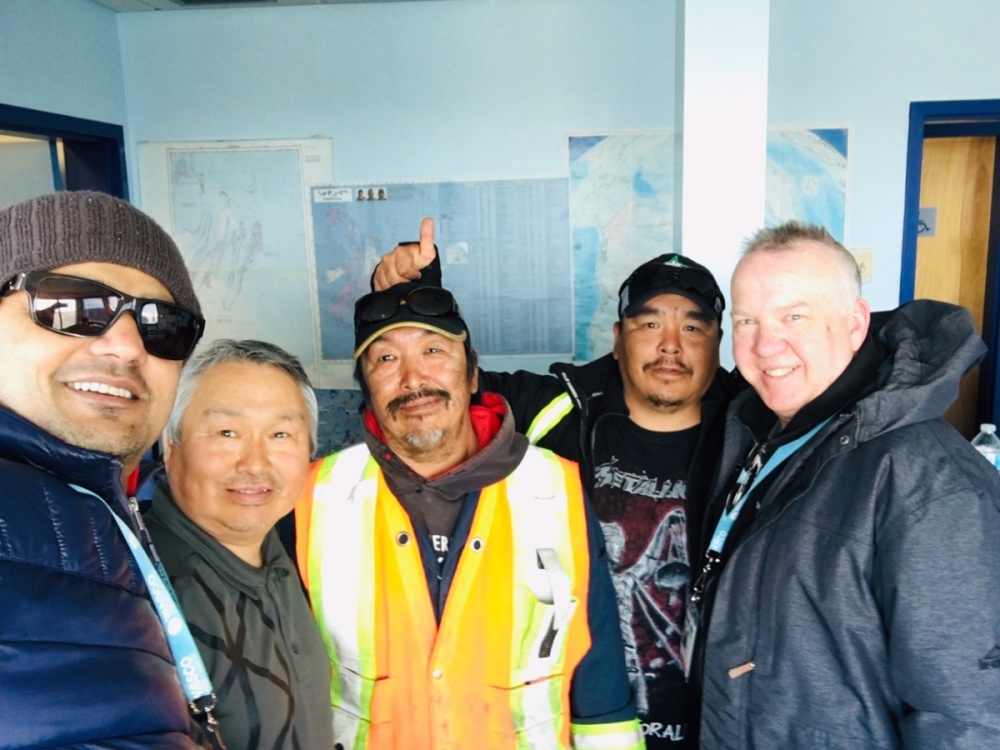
left=88, top=312, right=148, bottom=363
left=236, top=437, right=270, bottom=475
left=398, top=354, right=429, bottom=391
left=752, top=321, right=784, bottom=357
left=657, top=324, right=681, bottom=355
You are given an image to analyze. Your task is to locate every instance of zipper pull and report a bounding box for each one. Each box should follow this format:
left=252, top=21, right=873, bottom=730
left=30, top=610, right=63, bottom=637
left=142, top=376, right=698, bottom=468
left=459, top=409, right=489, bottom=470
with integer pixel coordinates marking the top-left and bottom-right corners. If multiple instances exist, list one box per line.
left=128, top=495, right=164, bottom=567
left=128, top=495, right=150, bottom=539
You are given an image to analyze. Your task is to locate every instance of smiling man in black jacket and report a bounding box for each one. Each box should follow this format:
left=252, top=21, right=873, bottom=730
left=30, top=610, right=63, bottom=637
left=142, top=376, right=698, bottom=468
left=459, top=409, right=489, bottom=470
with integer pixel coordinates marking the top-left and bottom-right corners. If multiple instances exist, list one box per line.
left=693, top=222, right=1000, bottom=748
left=374, top=218, right=737, bottom=749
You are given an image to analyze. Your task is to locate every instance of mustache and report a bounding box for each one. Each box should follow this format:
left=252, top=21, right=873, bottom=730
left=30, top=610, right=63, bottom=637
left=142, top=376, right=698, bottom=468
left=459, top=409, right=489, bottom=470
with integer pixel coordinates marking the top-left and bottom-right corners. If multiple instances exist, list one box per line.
left=643, top=357, right=692, bottom=376
left=387, top=388, right=451, bottom=416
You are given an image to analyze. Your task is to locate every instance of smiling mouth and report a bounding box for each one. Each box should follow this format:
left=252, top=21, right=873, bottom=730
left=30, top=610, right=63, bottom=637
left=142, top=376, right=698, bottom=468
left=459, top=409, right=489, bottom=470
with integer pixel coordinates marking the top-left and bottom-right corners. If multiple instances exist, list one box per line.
left=70, top=381, right=137, bottom=400
left=229, top=487, right=271, bottom=504
left=764, top=367, right=796, bottom=378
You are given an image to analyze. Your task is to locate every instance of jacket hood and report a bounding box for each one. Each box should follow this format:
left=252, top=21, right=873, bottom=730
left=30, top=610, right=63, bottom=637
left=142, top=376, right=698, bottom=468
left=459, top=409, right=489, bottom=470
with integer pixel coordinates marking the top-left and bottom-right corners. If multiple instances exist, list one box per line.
left=362, top=391, right=528, bottom=504
left=856, top=300, right=985, bottom=441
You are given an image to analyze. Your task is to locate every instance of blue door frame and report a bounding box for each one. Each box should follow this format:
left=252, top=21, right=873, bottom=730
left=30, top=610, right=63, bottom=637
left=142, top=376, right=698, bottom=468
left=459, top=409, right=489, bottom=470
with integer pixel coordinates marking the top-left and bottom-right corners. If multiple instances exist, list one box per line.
left=0, top=102, right=128, bottom=199
left=900, top=99, right=1000, bottom=426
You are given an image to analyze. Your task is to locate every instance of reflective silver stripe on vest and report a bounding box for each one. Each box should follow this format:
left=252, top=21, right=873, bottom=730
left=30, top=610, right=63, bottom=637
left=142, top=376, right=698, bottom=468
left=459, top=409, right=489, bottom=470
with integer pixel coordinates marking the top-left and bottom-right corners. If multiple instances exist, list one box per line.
left=571, top=719, right=645, bottom=750
left=504, top=447, right=580, bottom=744
left=525, top=392, right=575, bottom=445
left=308, top=443, right=378, bottom=748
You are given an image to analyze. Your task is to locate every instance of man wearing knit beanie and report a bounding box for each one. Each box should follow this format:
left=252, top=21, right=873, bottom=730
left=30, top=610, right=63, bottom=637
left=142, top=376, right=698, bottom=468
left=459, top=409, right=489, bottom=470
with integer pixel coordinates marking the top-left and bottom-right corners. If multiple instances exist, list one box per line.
left=0, top=191, right=216, bottom=747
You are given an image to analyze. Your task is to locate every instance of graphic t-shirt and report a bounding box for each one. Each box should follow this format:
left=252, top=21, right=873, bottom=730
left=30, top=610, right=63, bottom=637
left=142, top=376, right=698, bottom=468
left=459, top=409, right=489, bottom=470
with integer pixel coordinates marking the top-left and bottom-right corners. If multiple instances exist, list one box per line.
left=591, top=416, right=700, bottom=748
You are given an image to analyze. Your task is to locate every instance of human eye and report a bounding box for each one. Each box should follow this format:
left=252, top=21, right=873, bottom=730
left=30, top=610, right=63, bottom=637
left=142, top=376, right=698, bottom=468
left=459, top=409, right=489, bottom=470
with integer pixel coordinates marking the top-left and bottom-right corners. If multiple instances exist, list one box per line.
left=425, top=334, right=459, bottom=355
left=219, top=428, right=238, bottom=438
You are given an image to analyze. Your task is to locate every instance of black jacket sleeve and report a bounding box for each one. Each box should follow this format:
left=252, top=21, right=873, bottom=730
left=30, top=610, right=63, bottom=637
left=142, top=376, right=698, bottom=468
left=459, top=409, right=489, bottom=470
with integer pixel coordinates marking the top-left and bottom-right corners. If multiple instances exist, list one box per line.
left=477, top=368, right=584, bottom=465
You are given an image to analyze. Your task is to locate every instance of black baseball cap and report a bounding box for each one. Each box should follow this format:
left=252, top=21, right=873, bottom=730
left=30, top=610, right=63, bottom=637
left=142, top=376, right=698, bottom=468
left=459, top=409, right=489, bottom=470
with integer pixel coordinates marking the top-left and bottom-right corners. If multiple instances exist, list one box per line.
left=353, top=282, right=469, bottom=359
left=618, top=253, right=725, bottom=320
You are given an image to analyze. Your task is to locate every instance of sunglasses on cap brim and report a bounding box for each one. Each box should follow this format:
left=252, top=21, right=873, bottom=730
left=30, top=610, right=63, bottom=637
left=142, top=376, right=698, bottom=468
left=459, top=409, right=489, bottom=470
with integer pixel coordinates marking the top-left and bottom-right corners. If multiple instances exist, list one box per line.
left=2, top=271, right=205, bottom=361
left=355, top=286, right=461, bottom=324
left=620, top=263, right=724, bottom=316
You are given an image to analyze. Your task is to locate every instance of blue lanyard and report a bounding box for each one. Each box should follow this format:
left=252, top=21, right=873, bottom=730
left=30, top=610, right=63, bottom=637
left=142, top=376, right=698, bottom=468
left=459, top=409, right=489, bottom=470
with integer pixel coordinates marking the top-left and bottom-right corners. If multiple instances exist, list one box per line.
left=70, top=484, right=216, bottom=707
left=707, top=418, right=832, bottom=555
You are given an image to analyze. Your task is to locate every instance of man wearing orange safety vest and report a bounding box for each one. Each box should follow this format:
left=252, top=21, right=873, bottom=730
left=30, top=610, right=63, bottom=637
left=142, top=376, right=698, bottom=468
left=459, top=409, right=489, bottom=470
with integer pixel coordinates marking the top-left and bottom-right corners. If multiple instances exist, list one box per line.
left=296, top=280, right=644, bottom=750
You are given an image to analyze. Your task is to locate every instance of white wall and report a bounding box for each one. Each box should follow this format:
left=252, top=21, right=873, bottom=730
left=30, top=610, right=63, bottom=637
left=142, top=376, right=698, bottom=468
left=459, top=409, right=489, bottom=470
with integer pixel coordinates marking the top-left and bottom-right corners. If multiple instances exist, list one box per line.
left=118, top=0, right=678, bottom=186
left=682, top=0, right=769, bottom=366
left=0, top=0, right=126, bottom=127
left=768, top=0, right=1000, bottom=312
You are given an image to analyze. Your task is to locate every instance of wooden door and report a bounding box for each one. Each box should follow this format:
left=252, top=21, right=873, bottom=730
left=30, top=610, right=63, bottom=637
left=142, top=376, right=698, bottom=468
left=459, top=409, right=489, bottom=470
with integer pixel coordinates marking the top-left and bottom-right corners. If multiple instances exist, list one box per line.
left=915, top=136, right=995, bottom=438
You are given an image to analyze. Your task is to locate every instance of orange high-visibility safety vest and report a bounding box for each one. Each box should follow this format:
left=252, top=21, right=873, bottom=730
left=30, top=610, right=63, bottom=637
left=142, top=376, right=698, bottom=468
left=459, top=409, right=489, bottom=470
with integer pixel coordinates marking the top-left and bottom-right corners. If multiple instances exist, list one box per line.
left=296, top=443, right=643, bottom=750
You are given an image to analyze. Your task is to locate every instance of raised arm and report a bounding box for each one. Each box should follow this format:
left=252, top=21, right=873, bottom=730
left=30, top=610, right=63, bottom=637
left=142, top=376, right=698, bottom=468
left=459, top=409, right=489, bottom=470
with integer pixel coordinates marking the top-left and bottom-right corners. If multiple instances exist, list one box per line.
left=372, top=216, right=441, bottom=290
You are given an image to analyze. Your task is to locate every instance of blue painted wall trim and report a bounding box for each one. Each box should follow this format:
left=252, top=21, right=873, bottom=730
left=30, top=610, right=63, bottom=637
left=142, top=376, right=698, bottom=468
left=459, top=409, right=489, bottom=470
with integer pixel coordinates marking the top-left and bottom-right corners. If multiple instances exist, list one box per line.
left=900, top=99, right=1000, bottom=303
left=47, top=139, right=62, bottom=191
left=899, top=103, right=927, bottom=303
left=985, top=145, right=1000, bottom=426
left=0, top=103, right=127, bottom=199
left=900, top=98, right=1000, bottom=427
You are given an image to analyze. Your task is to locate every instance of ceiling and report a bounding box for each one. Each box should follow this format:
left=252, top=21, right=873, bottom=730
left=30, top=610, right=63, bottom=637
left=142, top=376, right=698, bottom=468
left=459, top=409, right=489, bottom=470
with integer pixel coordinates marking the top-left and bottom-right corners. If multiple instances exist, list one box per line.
left=89, top=0, right=419, bottom=10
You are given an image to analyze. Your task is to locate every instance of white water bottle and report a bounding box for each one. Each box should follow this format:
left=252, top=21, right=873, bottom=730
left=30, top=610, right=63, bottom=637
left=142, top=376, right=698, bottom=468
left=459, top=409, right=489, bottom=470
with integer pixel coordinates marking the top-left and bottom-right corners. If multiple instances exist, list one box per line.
left=971, top=423, right=1000, bottom=470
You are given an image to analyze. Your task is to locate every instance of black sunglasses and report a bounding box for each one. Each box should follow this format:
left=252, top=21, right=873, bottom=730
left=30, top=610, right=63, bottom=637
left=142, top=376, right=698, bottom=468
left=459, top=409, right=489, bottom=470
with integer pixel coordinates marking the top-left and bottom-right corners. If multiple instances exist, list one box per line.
left=355, top=286, right=460, bottom=325
left=2, top=271, right=205, bottom=361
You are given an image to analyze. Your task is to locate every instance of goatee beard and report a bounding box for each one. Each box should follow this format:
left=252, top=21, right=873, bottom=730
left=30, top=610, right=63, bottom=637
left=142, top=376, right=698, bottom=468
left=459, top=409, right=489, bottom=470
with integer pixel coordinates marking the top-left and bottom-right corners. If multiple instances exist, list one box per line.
left=645, top=394, right=685, bottom=410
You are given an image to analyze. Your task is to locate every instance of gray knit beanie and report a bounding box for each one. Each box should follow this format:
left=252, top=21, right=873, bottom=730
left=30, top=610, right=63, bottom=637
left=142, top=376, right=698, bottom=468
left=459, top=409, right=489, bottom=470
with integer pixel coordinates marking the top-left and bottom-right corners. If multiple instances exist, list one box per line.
left=0, top=191, right=201, bottom=317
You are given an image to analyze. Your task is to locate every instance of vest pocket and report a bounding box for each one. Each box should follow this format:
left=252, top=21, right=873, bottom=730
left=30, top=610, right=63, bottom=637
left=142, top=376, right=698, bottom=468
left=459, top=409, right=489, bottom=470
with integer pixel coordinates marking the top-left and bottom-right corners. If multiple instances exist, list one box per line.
left=484, top=590, right=577, bottom=741
left=485, top=674, right=568, bottom=742
left=332, top=656, right=393, bottom=744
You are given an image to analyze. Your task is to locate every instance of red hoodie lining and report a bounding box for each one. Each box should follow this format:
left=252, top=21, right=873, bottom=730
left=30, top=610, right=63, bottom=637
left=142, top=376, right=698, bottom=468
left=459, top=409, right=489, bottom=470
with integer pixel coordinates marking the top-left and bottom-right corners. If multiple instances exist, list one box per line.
left=363, top=391, right=506, bottom=451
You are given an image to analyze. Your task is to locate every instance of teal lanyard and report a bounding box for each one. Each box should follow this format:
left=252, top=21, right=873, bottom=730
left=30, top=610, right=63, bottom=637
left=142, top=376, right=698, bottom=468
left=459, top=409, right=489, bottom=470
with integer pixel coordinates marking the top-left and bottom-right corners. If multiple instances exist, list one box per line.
left=70, top=484, right=217, bottom=708
left=707, top=417, right=832, bottom=555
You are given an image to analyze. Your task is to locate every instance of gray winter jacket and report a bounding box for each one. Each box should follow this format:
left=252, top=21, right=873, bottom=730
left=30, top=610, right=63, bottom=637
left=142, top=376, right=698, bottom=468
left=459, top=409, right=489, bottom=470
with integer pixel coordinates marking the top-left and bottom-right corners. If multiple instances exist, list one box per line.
left=700, top=300, right=1000, bottom=749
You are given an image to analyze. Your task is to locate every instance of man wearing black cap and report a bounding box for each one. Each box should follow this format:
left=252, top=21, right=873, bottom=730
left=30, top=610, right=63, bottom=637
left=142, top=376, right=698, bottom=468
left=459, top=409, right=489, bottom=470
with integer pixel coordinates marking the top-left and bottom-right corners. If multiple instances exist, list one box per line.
left=373, top=218, right=737, bottom=749
left=295, top=281, right=644, bottom=749
left=0, top=191, right=214, bottom=747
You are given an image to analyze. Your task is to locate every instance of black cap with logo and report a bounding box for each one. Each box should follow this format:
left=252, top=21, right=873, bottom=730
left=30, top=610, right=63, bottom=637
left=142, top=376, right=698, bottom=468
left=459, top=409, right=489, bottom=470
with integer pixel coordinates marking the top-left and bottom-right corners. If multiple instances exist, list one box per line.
left=618, top=253, right=725, bottom=320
